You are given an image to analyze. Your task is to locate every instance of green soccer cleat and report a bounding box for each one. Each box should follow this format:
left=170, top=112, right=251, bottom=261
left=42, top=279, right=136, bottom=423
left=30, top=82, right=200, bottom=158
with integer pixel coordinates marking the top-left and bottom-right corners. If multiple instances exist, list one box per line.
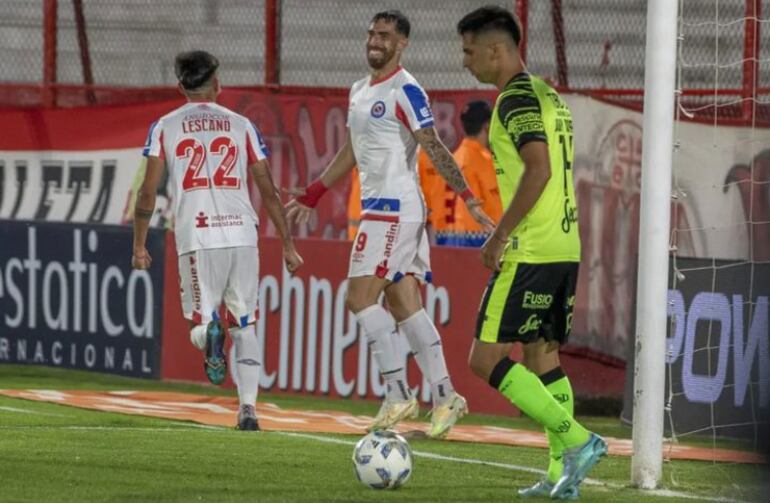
left=203, top=320, right=227, bottom=385
left=551, top=433, right=607, bottom=499
left=517, top=479, right=578, bottom=500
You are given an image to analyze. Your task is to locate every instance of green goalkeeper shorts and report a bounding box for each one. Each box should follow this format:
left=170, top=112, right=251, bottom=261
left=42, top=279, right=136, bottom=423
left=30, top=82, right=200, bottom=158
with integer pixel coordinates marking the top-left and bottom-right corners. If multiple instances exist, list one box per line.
left=475, top=260, right=579, bottom=345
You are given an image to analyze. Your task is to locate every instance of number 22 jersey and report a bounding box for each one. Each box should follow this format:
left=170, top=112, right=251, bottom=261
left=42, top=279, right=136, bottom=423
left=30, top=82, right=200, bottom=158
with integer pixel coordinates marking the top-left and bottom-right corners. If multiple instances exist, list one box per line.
left=143, top=102, right=269, bottom=255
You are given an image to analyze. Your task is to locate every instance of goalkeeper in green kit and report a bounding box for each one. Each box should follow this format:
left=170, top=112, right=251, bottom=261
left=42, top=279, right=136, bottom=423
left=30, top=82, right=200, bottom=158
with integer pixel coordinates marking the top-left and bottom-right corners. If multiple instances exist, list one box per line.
left=457, top=6, right=607, bottom=500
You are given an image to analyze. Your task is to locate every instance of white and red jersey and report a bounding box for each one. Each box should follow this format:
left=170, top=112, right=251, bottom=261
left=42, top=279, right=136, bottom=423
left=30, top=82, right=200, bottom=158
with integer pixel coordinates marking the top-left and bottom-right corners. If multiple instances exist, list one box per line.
left=347, top=67, right=434, bottom=223
left=143, top=102, right=269, bottom=255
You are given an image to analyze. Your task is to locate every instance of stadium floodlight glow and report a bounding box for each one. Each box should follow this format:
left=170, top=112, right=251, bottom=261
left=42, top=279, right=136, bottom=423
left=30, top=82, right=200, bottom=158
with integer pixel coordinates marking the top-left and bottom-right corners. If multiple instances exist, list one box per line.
left=631, top=0, right=680, bottom=490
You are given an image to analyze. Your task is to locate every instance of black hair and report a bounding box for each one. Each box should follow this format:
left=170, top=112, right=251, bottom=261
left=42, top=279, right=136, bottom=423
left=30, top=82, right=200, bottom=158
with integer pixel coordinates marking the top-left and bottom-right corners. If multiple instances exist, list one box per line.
left=174, top=50, right=220, bottom=91
left=456, top=5, right=521, bottom=45
left=371, top=10, right=411, bottom=38
left=460, top=100, right=492, bottom=136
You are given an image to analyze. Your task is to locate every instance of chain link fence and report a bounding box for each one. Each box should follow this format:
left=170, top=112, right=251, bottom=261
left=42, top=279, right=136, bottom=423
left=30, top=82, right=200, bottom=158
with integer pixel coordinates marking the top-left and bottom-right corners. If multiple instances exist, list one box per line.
left=525, top=0, right=768, bottom=122
left=0, top=0, right=44, bottom=83
left=56, top=0, right=265, bottom=86
left=0, top=0, right=766, bottom=121
left=679, top=0, right=746, bottom=92
left=526, top=0, right=648, bottom=89
left=0, top=0, right=264, bottom=87
left=279, top=0, right=484, bottom=89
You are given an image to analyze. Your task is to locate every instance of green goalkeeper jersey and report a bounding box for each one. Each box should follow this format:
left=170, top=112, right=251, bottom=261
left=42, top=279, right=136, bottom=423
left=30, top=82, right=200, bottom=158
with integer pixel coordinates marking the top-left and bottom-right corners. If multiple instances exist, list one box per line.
left=489, top=72, right=580, bottom=263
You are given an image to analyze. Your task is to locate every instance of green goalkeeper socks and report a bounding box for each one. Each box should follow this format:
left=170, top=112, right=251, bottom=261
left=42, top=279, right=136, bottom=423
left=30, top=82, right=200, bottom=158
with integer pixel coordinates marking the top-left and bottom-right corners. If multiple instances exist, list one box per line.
left=489, top=359, right=588, bottom=451
left=540, top=368, right=574, bottom=483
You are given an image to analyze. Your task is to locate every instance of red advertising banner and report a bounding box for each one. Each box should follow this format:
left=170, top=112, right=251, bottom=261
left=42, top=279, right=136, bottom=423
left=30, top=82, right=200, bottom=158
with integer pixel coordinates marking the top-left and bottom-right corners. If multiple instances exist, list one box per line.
left=161, top=234, right=625, bottom=415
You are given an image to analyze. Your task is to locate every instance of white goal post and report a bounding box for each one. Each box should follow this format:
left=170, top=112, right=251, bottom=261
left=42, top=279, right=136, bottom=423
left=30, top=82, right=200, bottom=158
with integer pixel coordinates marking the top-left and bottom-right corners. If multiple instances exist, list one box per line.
left=630, top=0, right=680, bottom=490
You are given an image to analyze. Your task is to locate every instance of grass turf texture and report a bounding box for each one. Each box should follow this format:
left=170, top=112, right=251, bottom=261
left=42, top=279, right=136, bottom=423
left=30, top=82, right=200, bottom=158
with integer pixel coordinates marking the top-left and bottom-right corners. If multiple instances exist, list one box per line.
left=0, top=365, right=766, bottom=502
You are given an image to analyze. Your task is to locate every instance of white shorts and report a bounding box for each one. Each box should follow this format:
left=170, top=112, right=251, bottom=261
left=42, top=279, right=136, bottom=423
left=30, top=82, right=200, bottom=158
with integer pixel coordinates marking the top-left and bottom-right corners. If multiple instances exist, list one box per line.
left=178, top=246, right=259, bottom=327
left=348, top=220, right=432, bottom=283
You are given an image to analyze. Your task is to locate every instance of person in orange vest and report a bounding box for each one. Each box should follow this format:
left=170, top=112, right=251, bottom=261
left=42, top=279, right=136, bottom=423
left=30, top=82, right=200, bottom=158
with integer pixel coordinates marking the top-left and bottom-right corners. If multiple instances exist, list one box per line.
left=438, top=100, right=502, bottom=246
left=417, top=148, right=447, bottom=243
left=347, top=167, right=362, bottom=240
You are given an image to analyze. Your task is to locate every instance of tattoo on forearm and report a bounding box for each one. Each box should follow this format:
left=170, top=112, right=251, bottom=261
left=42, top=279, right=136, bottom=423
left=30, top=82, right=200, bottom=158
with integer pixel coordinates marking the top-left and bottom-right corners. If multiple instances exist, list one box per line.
left=421, top=133, right=468, bottom=193
left=135, top=208, right=153, bottom=220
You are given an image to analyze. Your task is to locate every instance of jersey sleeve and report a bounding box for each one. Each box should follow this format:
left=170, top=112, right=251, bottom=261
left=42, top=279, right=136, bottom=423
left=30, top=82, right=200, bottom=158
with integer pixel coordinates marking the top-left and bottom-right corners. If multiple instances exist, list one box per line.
left=142, top=120, right=165, bottom=159
left=497, top=80, right=547, bottom=151
left=246, top=120, right=269, bottom=164
left=395, top=82, right=435, bottom=131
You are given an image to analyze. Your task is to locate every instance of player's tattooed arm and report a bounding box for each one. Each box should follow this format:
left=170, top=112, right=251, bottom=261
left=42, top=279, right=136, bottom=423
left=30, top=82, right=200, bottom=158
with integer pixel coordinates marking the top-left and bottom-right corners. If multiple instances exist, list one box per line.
left=413, top=127, right=495, bottom=231
left=132, top=155, right=165, bottom=270
left=413, top=126, right=468, bottom=194
left=134, top=156, right=164, bottom=220
left=252, top=159, right=291, bottom=242
left=134, top=208, right=153, bottom=220
left=252, top=159, right=304, bottom=273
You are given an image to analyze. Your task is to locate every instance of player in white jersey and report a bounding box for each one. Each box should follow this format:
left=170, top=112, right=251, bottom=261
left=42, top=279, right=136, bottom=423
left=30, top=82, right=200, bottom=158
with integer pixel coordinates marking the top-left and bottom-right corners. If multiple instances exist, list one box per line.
left=287, top=11, right=494, bottom=438
left=132, top=50, right=303, bottom=430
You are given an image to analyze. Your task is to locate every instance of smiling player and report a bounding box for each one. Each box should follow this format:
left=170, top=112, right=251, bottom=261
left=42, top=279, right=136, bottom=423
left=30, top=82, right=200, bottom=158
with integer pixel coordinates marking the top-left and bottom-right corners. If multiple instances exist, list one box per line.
left=286, top=10, right=494, bottom=438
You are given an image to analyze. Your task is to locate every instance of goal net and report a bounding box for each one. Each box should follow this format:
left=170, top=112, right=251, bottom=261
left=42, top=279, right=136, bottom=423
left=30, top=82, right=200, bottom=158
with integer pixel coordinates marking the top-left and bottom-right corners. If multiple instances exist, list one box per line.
left=662, top=0, right=769, bottom=495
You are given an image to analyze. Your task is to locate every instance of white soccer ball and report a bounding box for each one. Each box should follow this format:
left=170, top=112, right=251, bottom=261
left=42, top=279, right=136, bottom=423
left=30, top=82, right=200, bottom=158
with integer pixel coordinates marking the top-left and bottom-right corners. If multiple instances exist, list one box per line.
left=352, top=430, right=413, bottom=489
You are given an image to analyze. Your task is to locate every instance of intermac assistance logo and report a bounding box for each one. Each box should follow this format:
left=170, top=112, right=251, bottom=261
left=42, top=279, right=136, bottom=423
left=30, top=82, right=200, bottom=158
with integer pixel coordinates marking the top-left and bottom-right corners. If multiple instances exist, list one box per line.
left=195, top=211, right=209, bottom=228
left=370, top=101, right=386, bottom=118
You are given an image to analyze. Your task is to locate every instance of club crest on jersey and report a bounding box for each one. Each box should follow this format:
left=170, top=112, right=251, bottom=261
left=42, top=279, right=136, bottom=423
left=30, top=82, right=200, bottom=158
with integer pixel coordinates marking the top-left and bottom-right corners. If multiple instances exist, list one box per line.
left=371, top=101, right=386, bottom=118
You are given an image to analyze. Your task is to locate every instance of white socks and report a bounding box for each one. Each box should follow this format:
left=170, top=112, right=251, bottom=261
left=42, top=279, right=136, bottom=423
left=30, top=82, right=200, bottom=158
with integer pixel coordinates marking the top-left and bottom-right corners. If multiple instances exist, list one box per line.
left=399, top=309, right=454, bottom=406
left=190, top=324, right=207, bottom=351
left=229, top=324, right=261, bottom=406
left=355, top=305, right=412, bottom=402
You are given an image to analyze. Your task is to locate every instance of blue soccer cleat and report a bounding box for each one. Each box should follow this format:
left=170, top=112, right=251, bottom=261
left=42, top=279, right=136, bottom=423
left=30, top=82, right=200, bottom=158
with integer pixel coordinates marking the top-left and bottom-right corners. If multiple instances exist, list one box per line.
left=518, top=479, right=578, bottom=499
left=551, top=433, right=607, bottom=499
left=203, top=320, right=227, bottom=385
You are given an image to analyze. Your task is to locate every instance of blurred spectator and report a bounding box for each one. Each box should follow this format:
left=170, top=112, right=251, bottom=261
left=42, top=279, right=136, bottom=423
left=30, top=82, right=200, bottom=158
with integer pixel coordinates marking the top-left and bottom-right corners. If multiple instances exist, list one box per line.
left=418, top=148, right=447, bottom=244
left=347, top=167, right=361, bottom=240
left=437, top=100, right=501, bottom=247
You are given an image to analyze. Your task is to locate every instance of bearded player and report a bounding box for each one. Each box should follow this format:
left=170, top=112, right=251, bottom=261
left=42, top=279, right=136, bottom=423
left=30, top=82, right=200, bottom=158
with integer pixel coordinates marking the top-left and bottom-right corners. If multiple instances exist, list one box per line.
left=287, top=10, right=494, bottom=438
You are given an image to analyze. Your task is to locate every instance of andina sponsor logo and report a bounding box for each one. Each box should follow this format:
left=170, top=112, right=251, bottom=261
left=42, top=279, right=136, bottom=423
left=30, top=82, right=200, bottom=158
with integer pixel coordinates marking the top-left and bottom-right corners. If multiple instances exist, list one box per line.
left=383, top=222, right=399, bottom=259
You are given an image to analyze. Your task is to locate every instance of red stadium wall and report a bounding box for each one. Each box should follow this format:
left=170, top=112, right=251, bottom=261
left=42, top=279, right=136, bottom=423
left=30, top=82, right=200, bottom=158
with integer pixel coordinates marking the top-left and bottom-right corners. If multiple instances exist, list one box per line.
left=160, top=234, right=625, bottom=415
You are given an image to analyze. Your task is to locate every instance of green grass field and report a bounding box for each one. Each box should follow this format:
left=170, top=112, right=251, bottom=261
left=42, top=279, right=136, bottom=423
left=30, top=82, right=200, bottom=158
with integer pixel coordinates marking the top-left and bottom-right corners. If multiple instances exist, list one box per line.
left=0, top=365, right=766, bottom=502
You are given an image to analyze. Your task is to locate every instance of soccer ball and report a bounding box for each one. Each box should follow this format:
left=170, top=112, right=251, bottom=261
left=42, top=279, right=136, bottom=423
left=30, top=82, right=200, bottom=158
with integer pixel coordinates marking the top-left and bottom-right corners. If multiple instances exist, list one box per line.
left=352, top=430, right=413, bottom=489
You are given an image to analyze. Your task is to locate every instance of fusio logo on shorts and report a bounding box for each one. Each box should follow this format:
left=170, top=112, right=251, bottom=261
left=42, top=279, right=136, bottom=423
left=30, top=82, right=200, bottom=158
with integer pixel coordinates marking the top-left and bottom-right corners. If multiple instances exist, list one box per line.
left=370, top=101, right=386, bottom=118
